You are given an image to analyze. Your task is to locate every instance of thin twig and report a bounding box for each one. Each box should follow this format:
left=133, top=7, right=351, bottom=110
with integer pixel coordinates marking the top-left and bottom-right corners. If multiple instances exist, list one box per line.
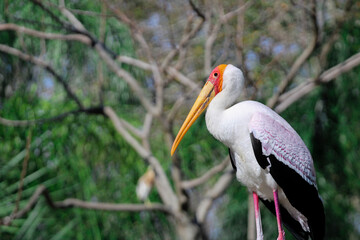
left=188, top=0, right=205, bottom=20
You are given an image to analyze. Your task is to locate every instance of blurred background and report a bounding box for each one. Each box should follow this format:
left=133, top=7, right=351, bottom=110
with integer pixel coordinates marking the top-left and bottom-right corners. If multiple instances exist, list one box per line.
left=0, top=0, right=360, bottom=239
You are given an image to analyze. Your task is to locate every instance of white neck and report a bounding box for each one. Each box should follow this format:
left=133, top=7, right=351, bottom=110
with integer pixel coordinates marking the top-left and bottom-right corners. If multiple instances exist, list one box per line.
left=205, top=65, right=244, bottom=143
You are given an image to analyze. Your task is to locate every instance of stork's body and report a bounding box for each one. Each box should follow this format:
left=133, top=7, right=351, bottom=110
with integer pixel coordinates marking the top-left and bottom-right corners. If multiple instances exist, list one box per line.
left=207, top=101, right=286, bottom=197
left=171, top=64, right=325, bottom=240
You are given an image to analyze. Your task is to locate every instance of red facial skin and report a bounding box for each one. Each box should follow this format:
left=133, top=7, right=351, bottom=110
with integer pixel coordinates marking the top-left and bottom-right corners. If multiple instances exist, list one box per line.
left=207, top=64, right=227, bottom=95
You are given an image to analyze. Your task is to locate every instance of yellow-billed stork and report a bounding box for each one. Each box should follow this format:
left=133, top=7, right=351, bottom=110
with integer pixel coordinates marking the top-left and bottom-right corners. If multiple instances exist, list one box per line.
left=171, top=64, right=325, bottom=240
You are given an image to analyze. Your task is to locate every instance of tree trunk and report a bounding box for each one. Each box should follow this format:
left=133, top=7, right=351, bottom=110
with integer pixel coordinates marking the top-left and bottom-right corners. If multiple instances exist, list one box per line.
left=174, top=216, right=200, bottom=240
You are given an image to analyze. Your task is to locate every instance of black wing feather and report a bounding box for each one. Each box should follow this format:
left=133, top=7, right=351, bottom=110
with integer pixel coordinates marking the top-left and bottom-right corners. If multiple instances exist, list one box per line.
left=250, top=133, right=325, bottom=240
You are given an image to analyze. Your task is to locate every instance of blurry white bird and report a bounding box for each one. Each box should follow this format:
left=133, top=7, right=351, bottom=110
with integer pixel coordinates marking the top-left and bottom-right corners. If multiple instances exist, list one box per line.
left=136, top=167, right=155, bottom=203
left=171, top=64, right=325, bottom=240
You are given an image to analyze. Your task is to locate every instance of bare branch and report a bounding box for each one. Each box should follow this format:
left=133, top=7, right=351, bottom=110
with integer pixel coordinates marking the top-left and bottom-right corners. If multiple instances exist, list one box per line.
left=204, top=1, right=251, bottom=74
left=166, top=67, right=199, bottom=91
left=0, top=107, right=104, bottom=127
left=1, top=185, right=172, bottom=226
left=204, top=16, right=222, bottom=75
left=104, top=107, right=149, bottom=157
left=182, top=157, right=230, bottom=189
left=188, top=0, right=205, bottom=20
left=275, top=51, right=360, bottom=113
left=117, top=58, right=199, bottom=116
left=119, top=113, right=152, bottom=140
left=0, top=44, right=84, bottom=108
left=151, top=62, right=165, bottom=115
left=117, top=56, right=152, bottom=71
left=104, top=1, right=153, bottom=61
left=0, top=24, right=92, bottom=45
left=95, top=44, right=158, bottom=115
left=29, top=0, right=75, bottom=32
left=56, top=199, right=170, bottom=212
left=267, top=0, right=319, bottom=108
left=161, top=16, right=204, bottom=70
left=58, top=0, right=87, bottom=32
left=65, top=8, right=113, bottom=17
left=196, top=165, right=234, bottom=224
left=104, top=107, right=179, bottom=209
left=141, top=113, right=153, bottom=150
left=26, top=1, right=158, bottom=115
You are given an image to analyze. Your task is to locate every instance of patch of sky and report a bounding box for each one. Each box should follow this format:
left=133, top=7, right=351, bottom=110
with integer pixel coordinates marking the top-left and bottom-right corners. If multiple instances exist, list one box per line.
left=147, top=13, right=172, bottom=50
left=273, top=44, right=285, bottom=55
left=39, top=76, right=54, bottom=99
left=147, top=13, right=160, bottom=27
left=260, top=36, right=273, bottom=53
left=245, top=50, right=259, bottom=70
left=289, top=43, right=300, bottom=54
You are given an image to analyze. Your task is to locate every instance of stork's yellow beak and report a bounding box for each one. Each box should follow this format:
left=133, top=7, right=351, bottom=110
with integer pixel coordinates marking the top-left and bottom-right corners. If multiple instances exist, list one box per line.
left=171, top=81, right=215, bottom=156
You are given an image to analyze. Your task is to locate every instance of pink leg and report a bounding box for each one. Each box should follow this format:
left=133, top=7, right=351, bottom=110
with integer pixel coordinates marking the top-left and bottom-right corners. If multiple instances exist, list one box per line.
left=273, top=189, right=285, bottom=240
left=253, top=192, right=263, bottom=240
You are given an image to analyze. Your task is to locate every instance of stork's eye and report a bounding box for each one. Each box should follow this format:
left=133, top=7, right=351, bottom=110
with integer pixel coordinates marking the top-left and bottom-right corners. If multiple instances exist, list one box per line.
left=213, top=72, right=218, bottom=78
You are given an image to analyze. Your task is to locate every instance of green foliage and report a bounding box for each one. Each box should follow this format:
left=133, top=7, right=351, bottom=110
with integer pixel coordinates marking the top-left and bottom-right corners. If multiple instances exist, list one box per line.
left=0, top=93, right=174, bottom=239
left=0, top=1, right=171, bottom=239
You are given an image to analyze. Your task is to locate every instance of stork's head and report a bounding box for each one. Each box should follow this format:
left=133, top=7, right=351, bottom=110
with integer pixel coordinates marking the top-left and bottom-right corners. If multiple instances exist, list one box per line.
left=171, top=64, right=232, bottom=156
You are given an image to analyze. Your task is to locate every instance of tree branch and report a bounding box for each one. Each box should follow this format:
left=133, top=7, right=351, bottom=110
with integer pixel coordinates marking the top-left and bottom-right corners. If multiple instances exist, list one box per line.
left=267, top=0, right=319, bottom=108
left=0, top=23, right=92, bottom=45
left=0, top=185, right=172, bottom=226
left=196, top=165, right=234, bottom=224
left=19, top=1, right=158, bottom=115
left=29, top=0, right=75, bottom=32
left=0, top=107, right=104, bottom=127
left=117, top=55, right=199, bottom=91
left=104, top=0, right=153, bottom=61
left=117, top=55, right=152, bottom=71
left=181, top=157, right=230, bottom=189
left=161, top=15, right=204, bottom=71
left=95, top=44, right=158, bottom=115
left=0, top=44, right=84, bottom=109
left=103, top=107, right=179, bottom=210
left=204, top=2, right=251, bottom=74
left=58, top=0, right=87, bottom=32
left=275, top=51, right=360, bottom=113
left=188, top=0, right=205, bottom=20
